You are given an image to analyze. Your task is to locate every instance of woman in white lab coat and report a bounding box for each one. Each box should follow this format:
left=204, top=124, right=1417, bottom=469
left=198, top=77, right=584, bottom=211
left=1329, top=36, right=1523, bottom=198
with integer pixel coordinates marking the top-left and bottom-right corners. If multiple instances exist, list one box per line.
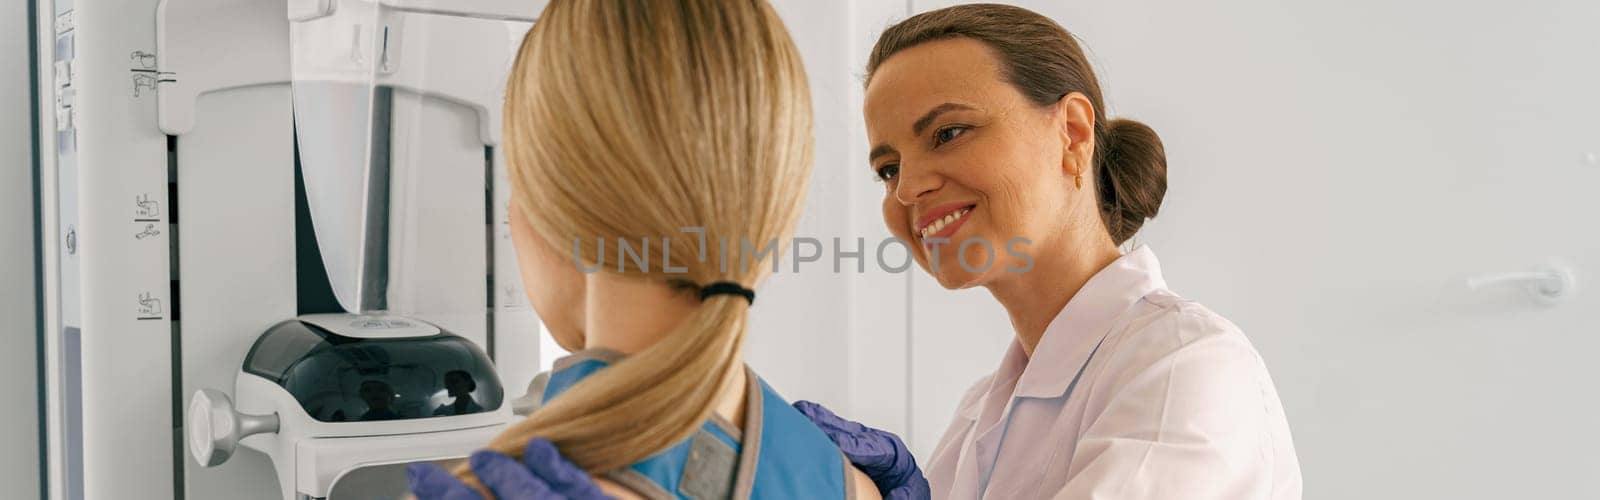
left=813, top=4, right=1306, bottom=499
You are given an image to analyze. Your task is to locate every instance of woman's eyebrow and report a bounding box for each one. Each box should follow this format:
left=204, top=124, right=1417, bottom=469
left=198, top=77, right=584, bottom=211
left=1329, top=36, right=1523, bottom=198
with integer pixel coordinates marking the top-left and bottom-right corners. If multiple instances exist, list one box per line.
left=869, top=102, right=977, bottom=164
left=912, top=102, right=977, bottom=136
left=869, top=144, right=897, bottom=164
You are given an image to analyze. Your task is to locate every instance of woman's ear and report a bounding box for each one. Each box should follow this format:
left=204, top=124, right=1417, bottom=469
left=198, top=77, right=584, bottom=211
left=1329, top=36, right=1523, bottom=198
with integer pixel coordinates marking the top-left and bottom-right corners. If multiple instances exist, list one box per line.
left=1055, top=92, right=1097, bottom=178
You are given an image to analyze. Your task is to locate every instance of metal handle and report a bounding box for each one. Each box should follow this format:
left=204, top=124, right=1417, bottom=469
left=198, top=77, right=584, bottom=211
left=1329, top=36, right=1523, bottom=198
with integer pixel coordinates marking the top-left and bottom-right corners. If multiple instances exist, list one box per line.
left=187, top=389, right=280, bottom=467
left=1466, top=265, right=1576, bottom=305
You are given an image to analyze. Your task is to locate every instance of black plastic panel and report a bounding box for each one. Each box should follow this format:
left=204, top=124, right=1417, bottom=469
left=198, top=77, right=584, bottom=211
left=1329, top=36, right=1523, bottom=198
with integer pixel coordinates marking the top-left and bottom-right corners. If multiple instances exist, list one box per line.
left=243, top=319, right=502, bottom=422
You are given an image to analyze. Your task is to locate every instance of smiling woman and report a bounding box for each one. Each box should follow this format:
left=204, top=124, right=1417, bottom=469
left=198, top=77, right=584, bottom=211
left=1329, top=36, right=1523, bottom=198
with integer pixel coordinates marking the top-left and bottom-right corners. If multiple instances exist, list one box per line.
left=864, top=19, right=1166, bottom=294
left=848, top=4, right=1302, bottom=499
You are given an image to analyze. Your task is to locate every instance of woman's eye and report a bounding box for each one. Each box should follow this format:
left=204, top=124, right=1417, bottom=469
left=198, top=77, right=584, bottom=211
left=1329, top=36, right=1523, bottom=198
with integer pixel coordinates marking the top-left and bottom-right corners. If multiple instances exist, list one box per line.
left=874, top=163, right=900, bottom=182
left=934, top=125, right=968, bottom=146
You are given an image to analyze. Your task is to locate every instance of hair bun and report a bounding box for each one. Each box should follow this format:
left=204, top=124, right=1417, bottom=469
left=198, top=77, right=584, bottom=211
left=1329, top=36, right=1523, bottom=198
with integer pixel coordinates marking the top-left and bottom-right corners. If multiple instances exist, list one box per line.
left=1097, top=118, right=1167, bottom=245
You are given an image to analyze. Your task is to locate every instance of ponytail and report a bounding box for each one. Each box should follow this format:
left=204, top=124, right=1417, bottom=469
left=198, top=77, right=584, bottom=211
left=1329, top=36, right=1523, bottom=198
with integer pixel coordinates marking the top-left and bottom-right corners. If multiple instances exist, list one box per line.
left=478, top=295, right=749, bottom=472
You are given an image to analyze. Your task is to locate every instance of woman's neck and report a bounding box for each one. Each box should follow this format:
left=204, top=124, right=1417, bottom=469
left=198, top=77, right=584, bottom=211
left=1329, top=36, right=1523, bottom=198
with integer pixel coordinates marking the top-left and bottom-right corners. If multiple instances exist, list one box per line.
left=581, top=273, right=748, bottom=426
left=986, top=233, right=1122, bottom=357
left=582, top=273, right=700, bottom=354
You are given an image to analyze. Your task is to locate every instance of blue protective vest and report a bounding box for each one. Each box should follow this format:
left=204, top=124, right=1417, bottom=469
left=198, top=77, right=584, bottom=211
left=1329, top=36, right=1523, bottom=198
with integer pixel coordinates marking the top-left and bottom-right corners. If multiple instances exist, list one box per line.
left=542, top=351, right=852, bottom=499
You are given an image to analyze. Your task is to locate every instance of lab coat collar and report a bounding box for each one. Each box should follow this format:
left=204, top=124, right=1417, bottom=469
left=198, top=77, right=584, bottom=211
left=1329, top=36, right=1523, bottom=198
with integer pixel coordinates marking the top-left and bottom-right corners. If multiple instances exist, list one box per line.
left=955, top=344, right=1029, bottom=421
left=1011, top=245, right=1168, bottom=399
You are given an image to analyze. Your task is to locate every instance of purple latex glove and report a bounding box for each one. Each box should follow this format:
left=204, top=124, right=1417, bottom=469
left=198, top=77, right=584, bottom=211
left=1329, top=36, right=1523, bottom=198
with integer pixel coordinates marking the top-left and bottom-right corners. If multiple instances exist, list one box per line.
left=407, top=437, right=613, bottom=500
left=794, top=400, right=931, bottom=500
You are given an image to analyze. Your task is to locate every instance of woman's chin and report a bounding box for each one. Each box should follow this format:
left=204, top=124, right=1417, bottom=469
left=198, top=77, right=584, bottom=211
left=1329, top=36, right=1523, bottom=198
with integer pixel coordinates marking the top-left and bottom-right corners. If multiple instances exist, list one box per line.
left=925, top=263, right=988, bottom=290
left=926, top=241, right=1004, bottom=288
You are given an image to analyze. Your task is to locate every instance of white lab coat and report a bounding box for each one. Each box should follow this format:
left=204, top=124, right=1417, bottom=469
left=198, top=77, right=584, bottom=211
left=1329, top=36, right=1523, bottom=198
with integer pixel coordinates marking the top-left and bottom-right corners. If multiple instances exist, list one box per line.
left=925, top=246, right=1302, bottom=499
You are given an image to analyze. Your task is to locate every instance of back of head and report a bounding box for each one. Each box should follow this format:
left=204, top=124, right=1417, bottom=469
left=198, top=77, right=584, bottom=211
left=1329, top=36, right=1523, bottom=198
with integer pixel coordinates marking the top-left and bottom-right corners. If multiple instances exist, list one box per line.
left=467, top=0, right=814, bottom=484
left=509, top=0, right=813, bottom=279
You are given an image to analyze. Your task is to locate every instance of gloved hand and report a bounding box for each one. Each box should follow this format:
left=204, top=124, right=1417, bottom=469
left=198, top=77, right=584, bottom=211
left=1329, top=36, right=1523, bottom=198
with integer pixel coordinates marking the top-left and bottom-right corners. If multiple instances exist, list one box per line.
left=793, top=401, right=931, bottom=500
left=407, top=437, right=613, bottom=500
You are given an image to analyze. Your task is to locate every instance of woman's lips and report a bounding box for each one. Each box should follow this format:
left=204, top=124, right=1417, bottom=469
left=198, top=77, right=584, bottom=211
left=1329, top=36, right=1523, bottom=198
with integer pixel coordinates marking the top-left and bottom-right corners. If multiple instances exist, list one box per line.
left=917, top=205, right=975, bottom=242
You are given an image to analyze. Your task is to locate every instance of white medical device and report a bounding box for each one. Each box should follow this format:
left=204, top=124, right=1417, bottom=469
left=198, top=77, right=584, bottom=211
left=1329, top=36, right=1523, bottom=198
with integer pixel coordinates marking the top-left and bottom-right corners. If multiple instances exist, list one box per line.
left=187, top=314, right=508, bottom=498
left=35, top=0, right=549, bottom=498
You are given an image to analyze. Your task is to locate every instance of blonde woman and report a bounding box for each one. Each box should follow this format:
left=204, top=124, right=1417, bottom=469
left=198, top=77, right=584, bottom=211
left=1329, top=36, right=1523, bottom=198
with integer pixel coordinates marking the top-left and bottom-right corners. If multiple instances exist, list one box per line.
left=407, top=1, right=880, bottom=499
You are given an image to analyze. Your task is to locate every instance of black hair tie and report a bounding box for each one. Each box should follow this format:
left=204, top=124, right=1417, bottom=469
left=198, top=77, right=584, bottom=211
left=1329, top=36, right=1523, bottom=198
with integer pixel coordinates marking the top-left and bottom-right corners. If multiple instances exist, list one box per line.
left=699, top=281, right=755, bottom=305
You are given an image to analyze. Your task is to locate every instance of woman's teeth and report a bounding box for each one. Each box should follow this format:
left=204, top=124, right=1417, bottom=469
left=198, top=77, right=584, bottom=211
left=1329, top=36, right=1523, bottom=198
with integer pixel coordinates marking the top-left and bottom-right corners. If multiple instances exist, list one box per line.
left=919, top=207, right=971, bottom=239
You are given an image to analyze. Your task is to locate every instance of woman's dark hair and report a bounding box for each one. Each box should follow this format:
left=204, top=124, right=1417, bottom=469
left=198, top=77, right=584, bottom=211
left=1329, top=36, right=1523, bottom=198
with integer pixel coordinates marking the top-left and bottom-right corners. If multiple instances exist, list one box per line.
left=867, top=4, right=1166, bottom=245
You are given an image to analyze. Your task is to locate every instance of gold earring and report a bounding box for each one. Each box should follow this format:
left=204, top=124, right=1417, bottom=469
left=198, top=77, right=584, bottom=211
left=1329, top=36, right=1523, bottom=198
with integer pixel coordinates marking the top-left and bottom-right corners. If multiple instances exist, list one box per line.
left=1074, top=173, right=1083, bottom=189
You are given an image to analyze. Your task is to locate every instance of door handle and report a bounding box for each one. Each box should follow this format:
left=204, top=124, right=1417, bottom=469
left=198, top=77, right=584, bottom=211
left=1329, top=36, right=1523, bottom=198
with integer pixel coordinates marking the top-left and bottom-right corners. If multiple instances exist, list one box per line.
left=1465, top=264, right=1576, bottom=305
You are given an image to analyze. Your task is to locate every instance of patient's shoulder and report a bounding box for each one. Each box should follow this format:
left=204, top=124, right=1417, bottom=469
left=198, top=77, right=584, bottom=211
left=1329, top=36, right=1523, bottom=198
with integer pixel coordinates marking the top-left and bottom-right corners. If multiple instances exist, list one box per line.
left=594, top=476, right=647, bottom=500
left=847, top=465, right=884, bottom=500
left=598, top=470, right=878, bottom=499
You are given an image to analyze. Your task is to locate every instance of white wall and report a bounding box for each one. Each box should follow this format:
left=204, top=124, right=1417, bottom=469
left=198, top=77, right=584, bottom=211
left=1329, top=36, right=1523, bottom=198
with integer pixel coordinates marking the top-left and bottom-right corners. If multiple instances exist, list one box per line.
left=902, top=0, right=1600, bottom=498
left=1, top=0, right=42, bottom=498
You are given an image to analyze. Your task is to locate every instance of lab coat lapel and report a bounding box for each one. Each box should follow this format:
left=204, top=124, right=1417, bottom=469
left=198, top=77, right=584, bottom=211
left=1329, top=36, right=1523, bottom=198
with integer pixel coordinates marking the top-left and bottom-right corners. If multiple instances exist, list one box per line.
left=945, top=343, right=1028, bottom=499
left=1012, top=246, right=1166, bottom=400
left=979, top=246, right=1166, bottom=495
left=946, top=246, right=1169, bottom=499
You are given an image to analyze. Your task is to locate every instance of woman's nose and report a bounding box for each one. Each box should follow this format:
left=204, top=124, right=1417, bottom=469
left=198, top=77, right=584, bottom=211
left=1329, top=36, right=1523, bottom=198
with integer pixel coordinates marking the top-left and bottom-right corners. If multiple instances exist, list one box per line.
left=893, top=163, right=942, bottom=206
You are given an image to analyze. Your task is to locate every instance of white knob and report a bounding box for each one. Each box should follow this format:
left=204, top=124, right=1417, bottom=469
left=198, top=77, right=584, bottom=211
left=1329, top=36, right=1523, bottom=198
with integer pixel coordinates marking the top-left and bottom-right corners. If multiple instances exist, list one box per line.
left=187, top=389, right=279, bottom=467
left=1466, top=265, right=1577, bottom=305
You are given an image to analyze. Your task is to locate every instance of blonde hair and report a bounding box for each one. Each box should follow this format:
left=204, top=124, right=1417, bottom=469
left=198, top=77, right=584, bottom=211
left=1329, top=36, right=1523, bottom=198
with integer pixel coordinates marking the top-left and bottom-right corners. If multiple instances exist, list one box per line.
left=456, top=0, right=813, bottom=489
